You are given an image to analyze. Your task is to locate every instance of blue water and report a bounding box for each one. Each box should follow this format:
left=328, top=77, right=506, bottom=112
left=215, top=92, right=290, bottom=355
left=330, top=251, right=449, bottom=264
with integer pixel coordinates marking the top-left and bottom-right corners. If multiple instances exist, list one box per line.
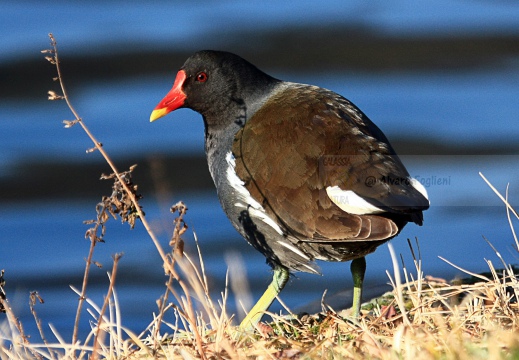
left=3, top=68, right=519, bottom=165
left=2, top=0, right=519, bottom=345
left=3, top=0, right=519, bottom=62
left=3, top=157, right=519, bottom=341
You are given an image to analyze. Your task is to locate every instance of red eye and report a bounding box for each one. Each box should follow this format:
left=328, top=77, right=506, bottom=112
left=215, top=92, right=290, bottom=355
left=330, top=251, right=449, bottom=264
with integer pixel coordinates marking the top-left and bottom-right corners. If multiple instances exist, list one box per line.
left=196, top=72, right=208, bottom=82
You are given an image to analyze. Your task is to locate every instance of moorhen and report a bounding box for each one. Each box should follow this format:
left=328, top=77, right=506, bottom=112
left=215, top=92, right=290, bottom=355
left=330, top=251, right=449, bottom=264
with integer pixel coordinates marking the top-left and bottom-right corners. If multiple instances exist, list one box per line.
left=150, top=50, right=429, bottom=330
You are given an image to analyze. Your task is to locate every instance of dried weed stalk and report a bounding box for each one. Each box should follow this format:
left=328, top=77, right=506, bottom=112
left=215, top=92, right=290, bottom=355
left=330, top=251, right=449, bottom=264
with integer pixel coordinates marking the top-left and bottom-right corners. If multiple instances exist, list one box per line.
left=29, top=291, right=53, bottom=360
left=71, top=165, right=142, bottom=348
left=41, top=33, right=206, bottom=358
left=91, top=253, right=123, bottom=360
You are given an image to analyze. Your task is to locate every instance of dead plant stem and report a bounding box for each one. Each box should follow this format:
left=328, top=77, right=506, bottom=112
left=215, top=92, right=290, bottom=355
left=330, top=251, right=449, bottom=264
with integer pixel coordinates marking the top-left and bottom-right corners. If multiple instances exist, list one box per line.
left=29, top=292, right=51, bottom=360
left=91, top=254, right=122, bottom=360
left=72, top=204, right=103, bottom=347
left=47, top=33, right=206, bottom=360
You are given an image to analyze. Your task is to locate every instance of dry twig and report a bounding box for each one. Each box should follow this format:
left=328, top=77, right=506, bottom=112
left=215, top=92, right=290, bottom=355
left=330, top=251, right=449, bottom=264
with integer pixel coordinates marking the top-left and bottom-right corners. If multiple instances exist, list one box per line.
left=44, top=33, right=207, bottom=359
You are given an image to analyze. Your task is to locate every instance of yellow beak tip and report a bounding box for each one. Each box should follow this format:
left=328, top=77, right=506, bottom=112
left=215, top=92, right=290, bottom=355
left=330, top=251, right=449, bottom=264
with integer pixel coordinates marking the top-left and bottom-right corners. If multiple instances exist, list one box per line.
left=150, top=108, right=168, bottom=122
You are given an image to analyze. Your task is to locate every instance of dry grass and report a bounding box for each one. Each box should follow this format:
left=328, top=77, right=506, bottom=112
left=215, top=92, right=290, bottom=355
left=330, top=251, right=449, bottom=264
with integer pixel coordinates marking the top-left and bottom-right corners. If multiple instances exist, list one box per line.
left=1, top=34, right=519, bottom=359
left=131, top=257, right=519, bottom=360
left=3, top=234, right=519, bottom=360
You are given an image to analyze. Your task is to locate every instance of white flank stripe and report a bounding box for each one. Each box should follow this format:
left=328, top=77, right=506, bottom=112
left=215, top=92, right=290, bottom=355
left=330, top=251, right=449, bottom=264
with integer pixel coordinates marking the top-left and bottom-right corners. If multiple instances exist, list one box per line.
left=301, top=263, right=320, bottom=274
left=410, top=178, right=429, bottom=202
left=277, top=240, right=310, bottom=260
left=225, top=152, right=284, bottom=235
left=248, top=207, right=285, bottom=236
left=326, top=186, right=385, bottom=215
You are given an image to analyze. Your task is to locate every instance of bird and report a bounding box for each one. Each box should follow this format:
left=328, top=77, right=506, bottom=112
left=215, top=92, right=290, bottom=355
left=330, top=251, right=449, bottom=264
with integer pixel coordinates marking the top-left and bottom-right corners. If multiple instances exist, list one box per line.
left=150, top=50, right=429, bottom=330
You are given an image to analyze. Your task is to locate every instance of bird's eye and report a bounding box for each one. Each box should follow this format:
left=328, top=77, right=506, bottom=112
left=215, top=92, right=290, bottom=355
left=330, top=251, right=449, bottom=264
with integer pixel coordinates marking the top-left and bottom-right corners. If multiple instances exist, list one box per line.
left=196, top=72, right=208, bottom=82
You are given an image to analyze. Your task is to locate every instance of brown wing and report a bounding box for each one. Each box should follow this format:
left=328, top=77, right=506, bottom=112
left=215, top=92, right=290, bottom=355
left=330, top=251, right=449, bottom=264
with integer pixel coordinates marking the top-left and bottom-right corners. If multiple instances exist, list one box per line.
left=233, top=84, right=427, bottom=242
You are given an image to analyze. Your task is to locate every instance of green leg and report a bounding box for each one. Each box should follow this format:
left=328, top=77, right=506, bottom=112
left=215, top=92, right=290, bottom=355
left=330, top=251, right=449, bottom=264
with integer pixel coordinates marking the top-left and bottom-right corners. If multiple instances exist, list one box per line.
left=240, top=265, right=289, bottom=331
left=350, top=256, right=366, bottom=318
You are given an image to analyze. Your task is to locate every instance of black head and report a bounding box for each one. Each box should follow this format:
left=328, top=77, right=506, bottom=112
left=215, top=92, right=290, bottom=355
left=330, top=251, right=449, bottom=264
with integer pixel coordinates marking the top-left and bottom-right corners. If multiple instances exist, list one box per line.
left=150, top=50, right=279, bottom=127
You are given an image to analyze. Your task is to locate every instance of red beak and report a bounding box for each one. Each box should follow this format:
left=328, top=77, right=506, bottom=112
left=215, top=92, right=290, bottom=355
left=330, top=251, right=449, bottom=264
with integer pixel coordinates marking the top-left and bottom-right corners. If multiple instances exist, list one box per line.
left=150, top=70, right=187, bottom=122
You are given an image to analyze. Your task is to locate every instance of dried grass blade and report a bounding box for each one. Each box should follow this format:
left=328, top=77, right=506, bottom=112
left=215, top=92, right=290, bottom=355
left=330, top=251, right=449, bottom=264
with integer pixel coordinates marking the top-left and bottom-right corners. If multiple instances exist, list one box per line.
left=388, top=243, right=411, bottom=326
left=438, top=256, right=490, bottom=281
left=480, top=172, right=519, bottom=220
left=505, top=184, right=519, bottom=252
